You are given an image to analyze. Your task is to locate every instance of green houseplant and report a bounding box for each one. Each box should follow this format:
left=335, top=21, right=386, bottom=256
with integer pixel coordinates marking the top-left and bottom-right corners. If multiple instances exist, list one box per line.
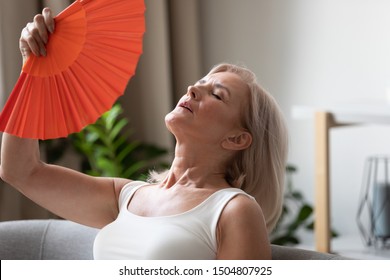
left=270, top=165, right=338, bottom=245
left=69, top=103, right=169, bottom=180
left=41, top=103, right=169, bottom=180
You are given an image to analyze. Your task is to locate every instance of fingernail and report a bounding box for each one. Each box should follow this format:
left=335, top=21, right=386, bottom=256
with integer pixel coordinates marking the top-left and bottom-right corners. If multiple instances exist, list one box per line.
left=41, top=48, right=46, bottom=57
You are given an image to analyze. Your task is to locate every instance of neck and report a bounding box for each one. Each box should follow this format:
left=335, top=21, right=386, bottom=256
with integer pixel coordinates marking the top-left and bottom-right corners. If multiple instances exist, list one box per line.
left=161, top=141, right=229, bottom=189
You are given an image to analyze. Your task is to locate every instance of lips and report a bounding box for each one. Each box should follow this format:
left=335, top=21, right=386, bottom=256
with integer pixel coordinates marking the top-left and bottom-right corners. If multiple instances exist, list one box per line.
left=179, top=101, right=193, bottom=113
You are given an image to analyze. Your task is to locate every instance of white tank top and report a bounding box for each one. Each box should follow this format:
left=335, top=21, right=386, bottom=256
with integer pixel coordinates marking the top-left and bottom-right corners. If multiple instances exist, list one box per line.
left=93, top=181, right=254, bottom=260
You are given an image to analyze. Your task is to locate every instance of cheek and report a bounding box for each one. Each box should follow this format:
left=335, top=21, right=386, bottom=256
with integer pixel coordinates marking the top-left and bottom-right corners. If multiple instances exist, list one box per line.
left=203, top=106, right=240, bottom=128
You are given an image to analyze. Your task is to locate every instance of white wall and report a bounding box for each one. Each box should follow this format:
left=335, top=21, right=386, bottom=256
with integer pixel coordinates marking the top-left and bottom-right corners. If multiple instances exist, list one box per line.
left=199, top=0, right=390, bottom=249
left=0, top=0, right=40, bottom=105
left=283, top=0, right=390, bottom=243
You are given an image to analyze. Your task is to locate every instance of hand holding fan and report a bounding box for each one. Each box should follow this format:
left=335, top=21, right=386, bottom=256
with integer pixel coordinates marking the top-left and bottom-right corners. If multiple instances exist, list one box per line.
left=0, top=0, right=145, bottom=139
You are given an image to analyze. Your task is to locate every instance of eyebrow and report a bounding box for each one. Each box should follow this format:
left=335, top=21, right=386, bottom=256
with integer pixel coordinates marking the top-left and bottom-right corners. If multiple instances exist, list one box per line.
left=198, top=79, right=231, bottom=97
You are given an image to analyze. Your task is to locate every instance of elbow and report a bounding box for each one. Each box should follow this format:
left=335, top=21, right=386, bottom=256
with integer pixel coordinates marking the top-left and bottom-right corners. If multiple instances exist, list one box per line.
left=0, top=165, right=9, bottom=182
left=1, top=159, right=44, bottom=190
left=0, top=162, right=34, bottom=189
left=0, top=164, right=18, bottom=186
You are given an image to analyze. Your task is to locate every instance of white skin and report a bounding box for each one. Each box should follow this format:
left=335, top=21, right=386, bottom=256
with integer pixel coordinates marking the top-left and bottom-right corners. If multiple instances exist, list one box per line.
left=0, top=8, right=271, bottom=259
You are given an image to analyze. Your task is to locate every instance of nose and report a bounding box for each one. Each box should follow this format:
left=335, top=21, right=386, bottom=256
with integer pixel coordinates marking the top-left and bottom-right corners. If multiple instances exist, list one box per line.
left=187, top=85, right=198, bottom=100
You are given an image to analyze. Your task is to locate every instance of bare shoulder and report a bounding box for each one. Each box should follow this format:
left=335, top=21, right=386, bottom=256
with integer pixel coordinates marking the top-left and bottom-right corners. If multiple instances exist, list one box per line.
left=112, top=177, right=133, bottom=192
left=217, top=193, right=271, bottom=260
left=112, top=177, right=133, bottom=202
left=223, top=193, right=264, bottom=219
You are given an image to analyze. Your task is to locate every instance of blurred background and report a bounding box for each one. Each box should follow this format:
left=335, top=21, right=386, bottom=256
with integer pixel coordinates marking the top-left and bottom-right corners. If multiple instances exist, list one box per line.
left=1, top=0, right=390, bottom=258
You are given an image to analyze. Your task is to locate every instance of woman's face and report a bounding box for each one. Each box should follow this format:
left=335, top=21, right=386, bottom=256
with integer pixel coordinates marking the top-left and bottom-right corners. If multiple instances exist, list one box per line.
left=165, top=71, right=250, bottom=146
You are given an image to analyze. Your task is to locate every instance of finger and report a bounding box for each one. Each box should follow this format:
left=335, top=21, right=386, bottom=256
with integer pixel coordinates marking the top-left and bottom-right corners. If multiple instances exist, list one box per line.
left=26, top=23, right=45, bottom=56
left=20, top=25, right=40, bottom=57
left=33, top=14, right=49, bottom=54
left=42, top=7, right=55, bottom=34
left=27, top=20, right=47, bottom=57
left=33, top=14, right=49, bottom=44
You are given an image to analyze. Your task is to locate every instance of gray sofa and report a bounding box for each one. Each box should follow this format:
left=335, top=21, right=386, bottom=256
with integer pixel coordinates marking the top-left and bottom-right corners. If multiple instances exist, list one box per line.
left=0, top=219, right=348, bottom=260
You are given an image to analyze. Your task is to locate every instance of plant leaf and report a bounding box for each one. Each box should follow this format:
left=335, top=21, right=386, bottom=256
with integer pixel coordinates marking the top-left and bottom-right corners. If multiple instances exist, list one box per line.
left=85, top=125, right=108, bottom=146
left=286, top=165, right=297, bottom=173
left=96, top=158, right=120, bottom=177
left=286, top=205, right=313, bottom=233
left=291, top=191, right=303, bottom=200
left=297, top=204, right=313, bottom=221
left=117, top=142, right=139, bottom=163
left=123, top=161, right=147, bottom=179
left=112, top=135, right=128, bottom=152
left=305, top=221, right=314, bottom=230
left=109, top=118, right=128, bottom=141
left=105, top=104, right=123, bottom=130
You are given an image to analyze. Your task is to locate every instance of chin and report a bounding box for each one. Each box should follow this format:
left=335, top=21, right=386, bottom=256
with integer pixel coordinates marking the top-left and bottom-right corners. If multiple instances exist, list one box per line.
left=164, top=112, right=189, bottom=138
left=164, top=112, right=178, bottom=134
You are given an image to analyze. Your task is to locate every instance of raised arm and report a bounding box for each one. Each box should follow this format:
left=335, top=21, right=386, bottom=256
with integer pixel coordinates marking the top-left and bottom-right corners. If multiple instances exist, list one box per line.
left=0, top=8, right=130, bottom=228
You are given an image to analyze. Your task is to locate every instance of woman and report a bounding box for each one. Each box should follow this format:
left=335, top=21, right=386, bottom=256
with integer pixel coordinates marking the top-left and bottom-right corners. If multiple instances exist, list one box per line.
left=0, top=8, right=288, bottom=260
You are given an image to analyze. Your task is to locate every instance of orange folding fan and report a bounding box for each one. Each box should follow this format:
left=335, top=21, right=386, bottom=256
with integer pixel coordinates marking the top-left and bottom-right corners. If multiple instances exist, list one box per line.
left=0, top=0, right=145, bottom=139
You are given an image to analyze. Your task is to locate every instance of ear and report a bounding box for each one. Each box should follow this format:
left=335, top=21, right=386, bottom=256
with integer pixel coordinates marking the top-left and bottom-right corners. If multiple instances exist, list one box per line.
left=221, top=131, right=252, bottom=151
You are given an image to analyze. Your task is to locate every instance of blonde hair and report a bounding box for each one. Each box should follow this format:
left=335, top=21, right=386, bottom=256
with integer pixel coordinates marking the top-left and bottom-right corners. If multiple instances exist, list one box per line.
left=207, top=63, right=288, bottom=233
left=150, top=63, right=288, bottom=233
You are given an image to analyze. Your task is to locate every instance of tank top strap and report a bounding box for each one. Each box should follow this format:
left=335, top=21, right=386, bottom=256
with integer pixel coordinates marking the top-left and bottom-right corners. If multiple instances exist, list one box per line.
left=204, top=187, right=255, bottom=213
left=118, top=181, right=149, bottom=210
left=195, top=188, right=255, bottom=244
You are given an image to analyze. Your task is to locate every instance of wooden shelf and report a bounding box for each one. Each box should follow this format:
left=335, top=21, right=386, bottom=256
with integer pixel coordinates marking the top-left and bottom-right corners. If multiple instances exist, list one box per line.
left=292, top=104, right=390, bottom=125
left=292, top=104, right=390, bottom=253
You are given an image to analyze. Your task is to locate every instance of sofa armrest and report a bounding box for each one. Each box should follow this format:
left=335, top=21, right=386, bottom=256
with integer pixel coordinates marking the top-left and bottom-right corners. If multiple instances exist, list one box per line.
left=271, top=244, right=348, bottom=260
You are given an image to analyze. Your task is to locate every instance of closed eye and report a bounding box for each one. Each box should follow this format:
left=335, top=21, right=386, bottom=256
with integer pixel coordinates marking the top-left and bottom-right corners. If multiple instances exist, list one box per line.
left=212, top=93, right=222, bottom=100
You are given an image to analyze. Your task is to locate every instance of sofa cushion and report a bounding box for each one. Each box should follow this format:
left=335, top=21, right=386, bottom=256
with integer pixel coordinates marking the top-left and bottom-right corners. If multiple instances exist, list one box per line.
left=0, top=219, right=98, bottom=260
